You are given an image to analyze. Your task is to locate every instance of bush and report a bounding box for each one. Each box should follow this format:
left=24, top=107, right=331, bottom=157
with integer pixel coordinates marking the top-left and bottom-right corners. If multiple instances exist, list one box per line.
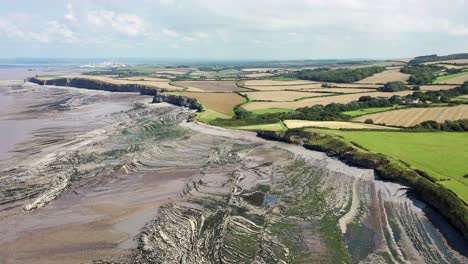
left=364, top=119, right=374, bottom=124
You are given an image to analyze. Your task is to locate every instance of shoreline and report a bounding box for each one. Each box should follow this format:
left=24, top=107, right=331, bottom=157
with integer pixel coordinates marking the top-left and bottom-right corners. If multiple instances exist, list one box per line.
left=22, top=79, right=468, bottom=242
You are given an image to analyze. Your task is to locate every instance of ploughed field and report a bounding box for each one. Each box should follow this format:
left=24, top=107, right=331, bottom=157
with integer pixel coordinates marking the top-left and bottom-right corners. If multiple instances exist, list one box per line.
left=311, top=129, right=468, bottom=202
left=353, top=105, right=468, bottom=126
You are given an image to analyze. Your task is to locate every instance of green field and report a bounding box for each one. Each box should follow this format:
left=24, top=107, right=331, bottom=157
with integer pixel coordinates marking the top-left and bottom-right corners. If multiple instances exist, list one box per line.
left=251, top=108, right=291, bottom=115
left=311, top=130, right=468, bottom=201
left=342, top=106, right=404, bottom=117
left=195, top=109, right=231, bottom=123
left=231, top=122, right=287, bottom=131
left=434, top=71, right=468, bottom=83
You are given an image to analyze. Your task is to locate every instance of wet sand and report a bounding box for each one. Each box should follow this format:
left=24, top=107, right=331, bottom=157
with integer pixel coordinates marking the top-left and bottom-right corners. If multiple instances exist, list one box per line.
left=0, top=168, right=197, bottom=264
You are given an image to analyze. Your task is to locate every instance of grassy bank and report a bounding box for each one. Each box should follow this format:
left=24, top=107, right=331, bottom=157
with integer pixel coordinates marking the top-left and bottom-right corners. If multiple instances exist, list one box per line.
left=312, top=129, right=468, bottom=202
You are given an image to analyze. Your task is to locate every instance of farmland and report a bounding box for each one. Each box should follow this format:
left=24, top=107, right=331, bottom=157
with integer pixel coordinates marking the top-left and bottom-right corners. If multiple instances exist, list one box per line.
left=353, top=105, right=468, bottom=126
left=419, top=84, right=458, bottom=91
left=283, top=120, right=397, bottom=130
left=174, top=92, right=246, bottom=115
left=302, top=88, right=377, bottom=93
left=242, top=91, right=413, bottom=111
left=434, top=71, right=468, bottom=84
left=342, top=106, right=405, bottom=117
left=172, top=80, right=245, bottom=92
left=356, top=68, right=410, bottom=84
left=241, top=79, right=315, bottom=86
left=311, top=130, right=468, bottom=202
left=241, top=91, right=332, bottom=101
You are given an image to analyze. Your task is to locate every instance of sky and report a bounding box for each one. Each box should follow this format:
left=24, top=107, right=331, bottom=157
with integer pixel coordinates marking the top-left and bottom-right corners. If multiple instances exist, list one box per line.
left=0, top=0, right=467, bottom=60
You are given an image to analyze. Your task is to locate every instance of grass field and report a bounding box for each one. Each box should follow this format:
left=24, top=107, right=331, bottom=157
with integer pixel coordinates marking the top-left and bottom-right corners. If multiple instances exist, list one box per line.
left=310, top=130, right=468, bottom=202
left=243, top=91, right=413, bottom=111
left=434, top=71, right=468, bottom=84
left=251, top=108, right=291, bottom=114
left=283, top=120, right=397, bottom=130
left=175, top=92, right=245, bottom=115
left=343, top=106, right=405, bottom=117
left=356, top=68, right=410, bottom=84
left=241, top=91, right=332, bottom=101
left=172, top=81, right=245, bottom=92
left=353, top=105, right=468, bottom=126
left=195, top=108, right=231, bottom=123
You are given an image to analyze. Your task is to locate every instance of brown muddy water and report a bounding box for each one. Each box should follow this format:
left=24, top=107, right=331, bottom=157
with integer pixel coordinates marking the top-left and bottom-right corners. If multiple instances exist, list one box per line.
left=0, top=81, right=467, bottom=264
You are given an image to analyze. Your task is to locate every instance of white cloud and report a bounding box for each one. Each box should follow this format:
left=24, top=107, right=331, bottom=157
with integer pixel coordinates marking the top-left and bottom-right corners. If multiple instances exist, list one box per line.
left=87, top=10, right=145, bottom=36
left=64, top=3, right=76, bottom=21
left=0, top=18, right=49, bottom=42
left=47, top=20, right=77, bottom=42
left=161, top=28, right=179, bottom=38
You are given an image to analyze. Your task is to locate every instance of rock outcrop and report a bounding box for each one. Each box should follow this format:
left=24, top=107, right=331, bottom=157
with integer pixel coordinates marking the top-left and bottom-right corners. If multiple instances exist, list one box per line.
left=152, top=90, right=203, bottom=112
left=26, top=76, right=161, bottom=95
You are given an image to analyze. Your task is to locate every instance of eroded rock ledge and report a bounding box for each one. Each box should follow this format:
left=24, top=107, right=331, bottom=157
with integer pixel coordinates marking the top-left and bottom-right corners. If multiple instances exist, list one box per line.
left=257, top=130, right=468, bottom=242
left=26, top=76, right=204, bottom=112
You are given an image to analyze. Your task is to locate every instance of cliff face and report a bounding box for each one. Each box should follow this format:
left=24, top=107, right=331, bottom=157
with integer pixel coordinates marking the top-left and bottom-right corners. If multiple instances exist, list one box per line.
left=257, top=130, right=468, bottom=241
left=26, top=76, right=204, bottom=112
left=26, top=77, right=161, bottom=96
left=153, top=90, right=203, bottom=111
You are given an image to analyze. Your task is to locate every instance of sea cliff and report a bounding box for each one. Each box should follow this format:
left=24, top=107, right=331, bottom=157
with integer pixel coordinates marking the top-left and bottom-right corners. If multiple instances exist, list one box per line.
left=26, top=76, right=160, bottom=95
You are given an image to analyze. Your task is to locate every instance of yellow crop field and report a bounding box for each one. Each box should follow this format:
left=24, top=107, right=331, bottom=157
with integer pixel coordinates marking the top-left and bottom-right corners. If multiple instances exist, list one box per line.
left=283, top=120, right=397, bottom=130
left=356, top=69, right=410, bottom=84
left=175, top=92, right=245, bottom=115
left=245, top=84, right=324, bottom=91
left=353, top=105, right=468, bottom=126
left=243, top=91, right=413, bottom=111
left=241, top=80, right=316, bottom=86
left=244, top=73, right=275, bottom=78
left=241, top=91, right=332, bottom=101
left=303, top=88, right=376, bottom=93
left=172, top=81, right=244, bottom=92
left=419, top=85, right=458, bottom=91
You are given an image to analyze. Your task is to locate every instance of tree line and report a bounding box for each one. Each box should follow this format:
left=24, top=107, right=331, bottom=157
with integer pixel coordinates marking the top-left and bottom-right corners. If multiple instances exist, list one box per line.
left=291, top=66, right=385, bottom=83
left=400, top=65, right=437, bottom=85
left=409, top=53, right=468, bottom=65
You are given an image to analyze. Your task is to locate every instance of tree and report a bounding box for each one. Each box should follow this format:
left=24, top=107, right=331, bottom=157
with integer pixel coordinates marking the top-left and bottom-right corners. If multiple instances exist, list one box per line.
left=378, top=81, right=409, bottom=92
